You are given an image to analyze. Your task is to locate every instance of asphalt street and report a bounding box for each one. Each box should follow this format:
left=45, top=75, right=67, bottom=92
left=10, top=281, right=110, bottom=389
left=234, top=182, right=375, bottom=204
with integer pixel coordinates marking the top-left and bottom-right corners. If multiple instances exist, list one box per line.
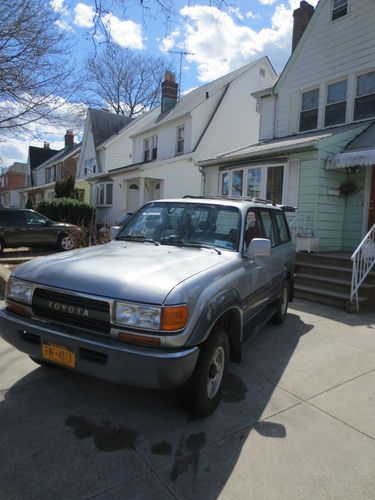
left=0, top=298, right=375, bottom=500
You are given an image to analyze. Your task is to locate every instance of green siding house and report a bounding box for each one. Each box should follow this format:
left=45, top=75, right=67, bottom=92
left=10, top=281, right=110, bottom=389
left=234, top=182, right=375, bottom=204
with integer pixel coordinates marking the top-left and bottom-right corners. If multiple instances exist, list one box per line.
left=199, top=0, right=375, bottom=254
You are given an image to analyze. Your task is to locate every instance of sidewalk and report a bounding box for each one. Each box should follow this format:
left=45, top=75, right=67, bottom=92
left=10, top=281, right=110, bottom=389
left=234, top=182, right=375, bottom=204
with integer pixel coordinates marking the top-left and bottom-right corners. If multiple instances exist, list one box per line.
left=0, top=299, right=374, bottom=499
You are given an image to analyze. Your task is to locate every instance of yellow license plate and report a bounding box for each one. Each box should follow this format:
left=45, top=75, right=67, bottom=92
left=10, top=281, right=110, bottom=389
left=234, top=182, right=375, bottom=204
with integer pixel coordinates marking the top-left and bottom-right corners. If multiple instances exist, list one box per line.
left=42, top=342, right=75, bottom=368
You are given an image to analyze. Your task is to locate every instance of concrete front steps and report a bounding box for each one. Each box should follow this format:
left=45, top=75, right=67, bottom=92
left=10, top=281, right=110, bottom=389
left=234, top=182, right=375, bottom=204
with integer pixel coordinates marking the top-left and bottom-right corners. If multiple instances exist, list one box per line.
left=294, top=252, right=375, bottom=311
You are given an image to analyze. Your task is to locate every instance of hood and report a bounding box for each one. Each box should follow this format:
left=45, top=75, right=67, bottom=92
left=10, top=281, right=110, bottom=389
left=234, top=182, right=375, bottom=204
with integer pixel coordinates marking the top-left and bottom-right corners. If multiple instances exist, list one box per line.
left=13, top=241, right=227, bottom=304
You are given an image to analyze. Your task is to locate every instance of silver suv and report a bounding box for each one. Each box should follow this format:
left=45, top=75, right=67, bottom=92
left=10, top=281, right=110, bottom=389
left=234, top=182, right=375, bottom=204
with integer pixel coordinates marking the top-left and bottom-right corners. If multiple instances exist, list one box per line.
left=0, top=198, right=295, bottom=416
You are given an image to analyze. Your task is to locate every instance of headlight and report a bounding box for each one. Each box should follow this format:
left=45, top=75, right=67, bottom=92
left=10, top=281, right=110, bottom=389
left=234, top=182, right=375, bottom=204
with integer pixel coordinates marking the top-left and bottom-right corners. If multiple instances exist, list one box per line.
left=114, top=302, right=189, bottom=332
left=6, top=277, right=34, bottom=304
left=114, top=302, right=161, bottom=330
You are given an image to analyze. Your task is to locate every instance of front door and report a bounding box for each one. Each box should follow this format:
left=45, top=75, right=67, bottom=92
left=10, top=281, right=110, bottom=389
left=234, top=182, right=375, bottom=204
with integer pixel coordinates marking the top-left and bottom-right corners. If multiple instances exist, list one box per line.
left=369, top=167, right=375, bottom=230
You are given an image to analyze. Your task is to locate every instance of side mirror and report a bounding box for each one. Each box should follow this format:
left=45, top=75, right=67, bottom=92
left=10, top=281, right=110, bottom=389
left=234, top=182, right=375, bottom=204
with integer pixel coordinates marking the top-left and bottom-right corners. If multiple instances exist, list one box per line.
left=246, top=238, right=271, bottom=257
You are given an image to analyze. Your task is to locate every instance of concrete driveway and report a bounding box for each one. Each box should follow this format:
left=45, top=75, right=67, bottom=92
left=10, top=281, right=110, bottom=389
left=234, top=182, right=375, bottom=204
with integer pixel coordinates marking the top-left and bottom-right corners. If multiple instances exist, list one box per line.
left=0, top=298, right=374, bottom=500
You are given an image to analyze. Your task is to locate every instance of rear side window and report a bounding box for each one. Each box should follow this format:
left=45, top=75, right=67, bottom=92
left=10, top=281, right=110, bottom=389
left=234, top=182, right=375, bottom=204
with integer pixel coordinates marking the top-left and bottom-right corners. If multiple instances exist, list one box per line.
left=0, top=211, right=25, bottom=226
left=274, top=212, right=290, bottom=244
left=259, top=211, right=277, bottom=247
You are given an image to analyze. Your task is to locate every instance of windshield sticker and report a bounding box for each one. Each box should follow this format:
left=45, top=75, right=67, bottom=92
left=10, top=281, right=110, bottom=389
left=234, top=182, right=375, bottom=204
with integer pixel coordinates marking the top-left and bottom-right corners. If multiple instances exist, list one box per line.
left=215, top=240, right=234, bottom=249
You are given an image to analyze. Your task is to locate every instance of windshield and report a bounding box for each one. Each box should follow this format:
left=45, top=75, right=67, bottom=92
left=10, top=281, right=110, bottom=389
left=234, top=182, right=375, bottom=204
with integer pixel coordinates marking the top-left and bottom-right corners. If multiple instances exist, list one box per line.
left=116, top=202, right=241, bottom=251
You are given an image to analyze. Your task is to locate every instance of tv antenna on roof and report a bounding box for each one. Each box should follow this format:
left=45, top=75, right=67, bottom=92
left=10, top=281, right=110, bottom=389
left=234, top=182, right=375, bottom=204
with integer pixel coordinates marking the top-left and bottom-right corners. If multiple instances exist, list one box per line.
left=169, top=50, right=194, bottom=98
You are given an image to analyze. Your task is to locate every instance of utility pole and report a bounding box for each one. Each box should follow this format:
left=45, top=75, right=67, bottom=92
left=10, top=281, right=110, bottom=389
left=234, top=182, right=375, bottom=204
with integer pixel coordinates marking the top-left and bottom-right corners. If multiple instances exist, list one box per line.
left=169, top=50, right=194, bottom=98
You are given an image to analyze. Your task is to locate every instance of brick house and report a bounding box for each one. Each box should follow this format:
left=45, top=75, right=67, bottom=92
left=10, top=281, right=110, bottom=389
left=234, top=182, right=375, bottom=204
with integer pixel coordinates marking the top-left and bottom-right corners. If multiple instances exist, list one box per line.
left=0, top=162, right=27, bottom=207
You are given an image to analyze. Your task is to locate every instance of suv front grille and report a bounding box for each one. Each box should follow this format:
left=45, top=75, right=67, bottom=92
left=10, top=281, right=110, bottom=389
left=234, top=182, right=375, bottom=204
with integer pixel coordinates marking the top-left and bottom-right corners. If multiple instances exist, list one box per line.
left=32, top=288, right=110, bottom=333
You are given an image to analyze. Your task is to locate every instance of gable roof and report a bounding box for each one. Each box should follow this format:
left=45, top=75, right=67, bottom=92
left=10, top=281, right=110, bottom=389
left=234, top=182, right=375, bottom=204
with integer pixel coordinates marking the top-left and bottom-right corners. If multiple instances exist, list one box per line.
left=35, top=143, right=81, bottom=171
left=274, top=0, right=324, bottom=93
left=6, top=162, right=27, bottom=174
left=88, top=108, right=133, bottom=147
left=135, top=56, right=274, bottom=136
left=29, top=146, right=59, bottom=170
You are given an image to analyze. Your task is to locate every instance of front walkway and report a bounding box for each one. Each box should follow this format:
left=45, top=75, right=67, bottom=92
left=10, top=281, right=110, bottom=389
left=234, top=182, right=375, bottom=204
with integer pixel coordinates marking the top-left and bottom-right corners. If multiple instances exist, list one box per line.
left=0, top=299, right=374, bottom=499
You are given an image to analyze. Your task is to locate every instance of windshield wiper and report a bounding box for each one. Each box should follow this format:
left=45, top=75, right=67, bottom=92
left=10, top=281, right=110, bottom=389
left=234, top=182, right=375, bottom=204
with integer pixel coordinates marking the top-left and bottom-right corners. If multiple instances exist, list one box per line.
left=116, top=235, right=159, bottom=246
left=160, top=239, right=221, bottom=254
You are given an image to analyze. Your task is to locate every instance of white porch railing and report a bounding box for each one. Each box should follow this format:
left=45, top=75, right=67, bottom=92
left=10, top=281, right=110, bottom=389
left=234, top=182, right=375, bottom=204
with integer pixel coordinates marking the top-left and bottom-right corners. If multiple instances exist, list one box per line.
left=350, top=224, right=375, bottom=312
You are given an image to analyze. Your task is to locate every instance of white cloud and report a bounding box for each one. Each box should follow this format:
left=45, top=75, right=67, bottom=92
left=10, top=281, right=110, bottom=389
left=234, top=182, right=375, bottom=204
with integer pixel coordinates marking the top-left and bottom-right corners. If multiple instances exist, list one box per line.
left=228, top=6, right=244, bottom=21
left=159, top=29, right=180, bottom=53
left=55, top=19, right=74, bottom=32
left=74, top=3, right=95, bottom=28
left=175, top=1, right=318, bottom=82
left=50, top=0, right=68, bottom=15
left=102, top=13, right=144, bottom=49
left=259, top=0, right=277, bottom=5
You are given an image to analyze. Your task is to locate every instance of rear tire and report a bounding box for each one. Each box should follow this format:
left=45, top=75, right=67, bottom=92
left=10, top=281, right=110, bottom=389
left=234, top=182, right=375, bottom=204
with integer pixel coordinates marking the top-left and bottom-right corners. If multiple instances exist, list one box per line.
left=57, top=234, right=75, bottom=251
left=177, top=326, right=229, bottom=418
left=0, top=238, right=4, bottom=254
left=271, top=281, right=289, bottom=324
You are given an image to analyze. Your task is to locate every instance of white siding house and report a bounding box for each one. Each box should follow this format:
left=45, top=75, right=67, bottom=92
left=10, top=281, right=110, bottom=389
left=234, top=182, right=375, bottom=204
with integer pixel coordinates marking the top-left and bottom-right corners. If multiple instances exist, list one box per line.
left=90, top=58, right=276, bottom=226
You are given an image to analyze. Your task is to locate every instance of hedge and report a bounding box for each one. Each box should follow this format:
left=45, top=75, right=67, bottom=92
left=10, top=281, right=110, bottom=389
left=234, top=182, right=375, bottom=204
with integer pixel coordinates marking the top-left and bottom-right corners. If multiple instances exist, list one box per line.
left=37, top=197, right=94, bottom=226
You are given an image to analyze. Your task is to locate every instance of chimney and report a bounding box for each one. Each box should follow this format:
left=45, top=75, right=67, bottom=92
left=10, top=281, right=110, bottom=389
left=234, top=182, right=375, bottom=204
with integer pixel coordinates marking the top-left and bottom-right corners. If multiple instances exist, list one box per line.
left=43, top=141, right=50, bottom=149
left=292, top=1, right=314, bottom=52
left=161, top=71, right=178, bottom=113
left=64, top=129, right=74, bottom=148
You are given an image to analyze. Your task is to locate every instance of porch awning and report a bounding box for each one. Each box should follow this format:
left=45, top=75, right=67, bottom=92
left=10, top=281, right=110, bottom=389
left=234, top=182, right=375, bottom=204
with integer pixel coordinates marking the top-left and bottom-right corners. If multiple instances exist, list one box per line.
left=325, top=149, right=375, bottom=170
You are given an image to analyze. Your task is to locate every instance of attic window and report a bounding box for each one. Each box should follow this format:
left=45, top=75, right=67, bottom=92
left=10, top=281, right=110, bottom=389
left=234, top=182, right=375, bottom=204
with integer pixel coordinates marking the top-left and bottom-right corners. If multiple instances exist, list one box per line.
left=331, top=0, right=347, bottom=21
left=259, top=68, right=266, bottom=78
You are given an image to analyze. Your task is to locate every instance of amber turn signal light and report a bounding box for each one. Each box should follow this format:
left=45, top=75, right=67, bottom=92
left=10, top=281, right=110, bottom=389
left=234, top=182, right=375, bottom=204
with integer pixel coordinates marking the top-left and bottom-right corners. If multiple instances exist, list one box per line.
left=161, top=305, right=189, bottom=331
left=6, top=302, right=31, bottom=318
left=118, top=332, right=161, bottom=347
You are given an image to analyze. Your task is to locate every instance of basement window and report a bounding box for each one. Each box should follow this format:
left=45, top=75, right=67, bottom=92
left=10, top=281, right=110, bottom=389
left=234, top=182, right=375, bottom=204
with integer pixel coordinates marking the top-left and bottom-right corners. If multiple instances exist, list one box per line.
left=300, top=88, right=319, bottom=132
left=354, top=71, right=375, bottom=121
left=325, top=80, right=347, bottom=126
left=331, top=0, right=348, bottom=21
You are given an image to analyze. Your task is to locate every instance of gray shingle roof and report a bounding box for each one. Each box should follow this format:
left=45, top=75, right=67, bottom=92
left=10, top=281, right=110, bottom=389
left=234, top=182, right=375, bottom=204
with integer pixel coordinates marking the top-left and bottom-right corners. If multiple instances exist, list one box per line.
left=89, top=108, right=133, bottom=147
left=136, top=57, right=268, bottom=136
left=345, top=121, right=375, bottom=151
left=6, top=162, right=27, bottom=174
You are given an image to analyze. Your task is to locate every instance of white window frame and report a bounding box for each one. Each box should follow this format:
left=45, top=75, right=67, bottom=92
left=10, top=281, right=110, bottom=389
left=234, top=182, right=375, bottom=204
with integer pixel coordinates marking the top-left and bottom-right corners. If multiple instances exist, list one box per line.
left=96, top=182, right=113, bottom=207
left=353, top=69, right=375, bottom=122
left=299, top=87, right=320, bottom=132
left=220, top=164, right=287, bottom=203
left=331, top=0, right=348, bottom=22
left=324, top=78, right=348, bottom=127
left=84, top=158, right=96, bottom=176
left=144, top=135, right=158, bottom=162
left=176, top=125, right=185, bottom=155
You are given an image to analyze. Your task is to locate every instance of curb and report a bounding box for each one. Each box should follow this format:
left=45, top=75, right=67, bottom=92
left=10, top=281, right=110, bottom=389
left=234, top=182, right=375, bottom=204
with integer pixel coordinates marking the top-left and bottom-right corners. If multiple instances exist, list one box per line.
left=0, top=265, right=11, bottom=296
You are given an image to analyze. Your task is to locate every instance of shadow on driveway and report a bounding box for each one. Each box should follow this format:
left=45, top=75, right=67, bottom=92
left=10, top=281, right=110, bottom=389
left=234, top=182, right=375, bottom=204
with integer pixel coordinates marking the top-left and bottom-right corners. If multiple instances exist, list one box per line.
left=0, top=313, right=313, bottom=499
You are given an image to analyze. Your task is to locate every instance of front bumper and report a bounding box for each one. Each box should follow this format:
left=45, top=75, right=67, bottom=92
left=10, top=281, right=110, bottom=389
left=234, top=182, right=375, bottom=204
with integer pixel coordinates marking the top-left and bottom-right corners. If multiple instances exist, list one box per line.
left=0, top=308, right=199, bottom=389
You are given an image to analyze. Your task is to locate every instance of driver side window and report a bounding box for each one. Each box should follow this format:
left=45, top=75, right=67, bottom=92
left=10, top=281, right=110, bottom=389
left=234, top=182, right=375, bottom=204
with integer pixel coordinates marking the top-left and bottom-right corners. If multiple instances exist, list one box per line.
left=245, top=210, right=261, bottom=248
left=24, top=212, right=48, bottom=226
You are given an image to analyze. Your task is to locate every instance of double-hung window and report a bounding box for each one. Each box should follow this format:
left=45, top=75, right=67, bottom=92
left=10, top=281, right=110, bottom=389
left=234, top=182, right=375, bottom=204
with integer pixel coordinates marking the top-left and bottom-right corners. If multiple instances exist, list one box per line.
left=354, top=71, right=375, bottom=121
left=176, top=125, right=184, bottom=154
left=325, top=80, right=347, bottom=126
left=144, top=138, right=150, bottom=162
left=331, top=0, right=348, bottom=21
left=144, top=135, right=158, bottom=162
left=96, top=182, right=113, bottom=206
left=300, top=88, right=319, bottom=132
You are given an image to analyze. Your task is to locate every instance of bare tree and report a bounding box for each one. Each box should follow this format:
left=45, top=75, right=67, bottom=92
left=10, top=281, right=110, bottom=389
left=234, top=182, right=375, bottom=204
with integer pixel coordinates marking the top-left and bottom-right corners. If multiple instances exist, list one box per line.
left=86, top=44, right=171, bottom=117
left=0, top=0, right=79, bottom=138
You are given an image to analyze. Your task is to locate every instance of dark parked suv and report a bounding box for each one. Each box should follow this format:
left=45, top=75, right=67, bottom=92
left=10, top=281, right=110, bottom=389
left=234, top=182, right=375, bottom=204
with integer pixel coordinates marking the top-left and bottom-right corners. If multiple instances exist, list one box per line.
left=0, top=209, right=78, bottom=252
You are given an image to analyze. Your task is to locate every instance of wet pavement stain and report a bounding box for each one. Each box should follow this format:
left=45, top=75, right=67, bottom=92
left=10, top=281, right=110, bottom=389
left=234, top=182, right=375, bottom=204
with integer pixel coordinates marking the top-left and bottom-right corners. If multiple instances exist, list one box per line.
left=150, top=440, right=172, bottom=455
left=65, top=415, right=138, bottom=452
left=170, top=432, right=207, bottom=482
left=222, top=373, right=248, bottom=403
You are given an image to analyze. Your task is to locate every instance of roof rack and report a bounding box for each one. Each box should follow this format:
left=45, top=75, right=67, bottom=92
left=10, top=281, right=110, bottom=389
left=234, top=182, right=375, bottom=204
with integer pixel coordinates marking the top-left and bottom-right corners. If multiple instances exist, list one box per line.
left=182, top=195, right=277, bottom=206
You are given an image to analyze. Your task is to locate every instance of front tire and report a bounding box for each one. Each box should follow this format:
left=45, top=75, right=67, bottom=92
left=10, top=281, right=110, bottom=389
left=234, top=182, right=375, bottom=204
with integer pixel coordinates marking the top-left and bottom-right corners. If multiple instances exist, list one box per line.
left=178, top=327, right=229, bottom=418
left=271, top=280, right=289, bottom=324
left=57, top=234, right=75, bottom=251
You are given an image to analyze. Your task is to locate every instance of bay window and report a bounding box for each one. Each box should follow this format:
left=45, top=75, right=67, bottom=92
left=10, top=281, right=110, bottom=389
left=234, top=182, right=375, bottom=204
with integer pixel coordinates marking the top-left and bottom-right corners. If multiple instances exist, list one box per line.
left=96, top=182, right=113, bottom=206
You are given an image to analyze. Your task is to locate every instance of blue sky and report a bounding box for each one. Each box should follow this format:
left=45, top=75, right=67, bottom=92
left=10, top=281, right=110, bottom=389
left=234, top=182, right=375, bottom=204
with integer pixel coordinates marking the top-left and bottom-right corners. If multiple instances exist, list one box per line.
left=0, top=0, right=319, bottom=167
